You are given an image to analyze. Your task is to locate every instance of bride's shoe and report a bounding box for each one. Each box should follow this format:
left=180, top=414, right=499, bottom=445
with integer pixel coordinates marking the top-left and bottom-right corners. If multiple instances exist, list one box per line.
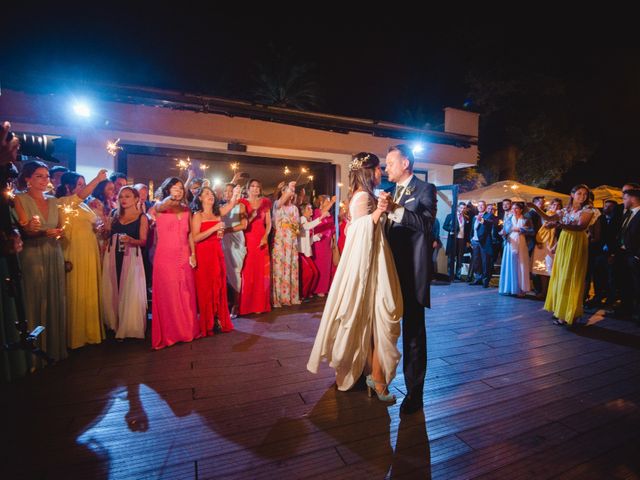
left=366, top=375, right=396, bottom=403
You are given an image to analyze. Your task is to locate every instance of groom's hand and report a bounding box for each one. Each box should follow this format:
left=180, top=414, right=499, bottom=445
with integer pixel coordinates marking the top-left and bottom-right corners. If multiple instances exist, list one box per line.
left=378, top=192, right=392, bottom=212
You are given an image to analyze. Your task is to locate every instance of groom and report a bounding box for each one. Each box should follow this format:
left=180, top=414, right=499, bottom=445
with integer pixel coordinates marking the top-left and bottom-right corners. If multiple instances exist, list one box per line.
left=378, top=144, right=437, bottom=415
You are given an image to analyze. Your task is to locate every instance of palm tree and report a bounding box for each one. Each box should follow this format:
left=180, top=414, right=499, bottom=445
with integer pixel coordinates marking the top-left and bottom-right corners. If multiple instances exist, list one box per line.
left=252, top=44, right=322, bottom=111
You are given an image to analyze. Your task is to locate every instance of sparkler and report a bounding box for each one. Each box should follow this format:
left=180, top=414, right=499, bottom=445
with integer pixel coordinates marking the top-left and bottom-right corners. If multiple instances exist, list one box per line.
left=57, top=202, right=80, bottom=239
left=294, top=167, right=309, bottom=182
left=230, top=162, right=239, bottom=173
left=283, top=166, right=291, bottom=177
left=176, top=157, right=192, bottom=172
left=106, top=139, right=123, bottom=157
left=199, top=164, right=210, bottom=172
left=4, top=185, right=15, bottom=200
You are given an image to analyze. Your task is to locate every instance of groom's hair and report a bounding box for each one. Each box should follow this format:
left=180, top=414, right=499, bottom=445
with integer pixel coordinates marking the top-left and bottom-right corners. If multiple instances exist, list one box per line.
left=388, top=144, right=415, bottom=171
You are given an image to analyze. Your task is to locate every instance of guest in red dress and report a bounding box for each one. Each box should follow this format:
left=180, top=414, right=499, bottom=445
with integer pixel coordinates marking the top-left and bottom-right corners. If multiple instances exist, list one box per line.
left=239, top=179, right=272, bottom=315
left=312, top=195, right=336, bottom=297
left=191, top=186, right=241, bottom=335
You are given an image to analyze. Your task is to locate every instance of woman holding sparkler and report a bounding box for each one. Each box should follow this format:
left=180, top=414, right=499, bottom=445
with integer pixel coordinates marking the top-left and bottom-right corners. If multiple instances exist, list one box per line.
left=191, top=185, right=241, bottom=335
left=13, top=161, right=67, bottom=364
left=271, top=181, right=301, bottom=307
left=55, top=169, right=109, bottom=349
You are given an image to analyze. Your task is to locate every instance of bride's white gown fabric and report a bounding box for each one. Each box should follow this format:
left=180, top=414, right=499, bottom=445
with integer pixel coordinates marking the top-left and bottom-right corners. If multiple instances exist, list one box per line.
left=307, top=191, right=403, bottom=390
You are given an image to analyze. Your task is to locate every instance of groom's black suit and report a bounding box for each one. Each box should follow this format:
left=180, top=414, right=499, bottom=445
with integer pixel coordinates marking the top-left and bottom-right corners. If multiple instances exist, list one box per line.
left=387, top=175, right=437, bottom=412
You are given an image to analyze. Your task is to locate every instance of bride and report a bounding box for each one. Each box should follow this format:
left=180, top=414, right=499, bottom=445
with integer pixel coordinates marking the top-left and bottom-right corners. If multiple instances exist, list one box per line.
left=307, top=152, right=403, bottom=402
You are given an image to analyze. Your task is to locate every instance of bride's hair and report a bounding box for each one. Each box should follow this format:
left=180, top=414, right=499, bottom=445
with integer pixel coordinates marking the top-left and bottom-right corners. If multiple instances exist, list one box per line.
left=348, top=152, right=380, bottom=205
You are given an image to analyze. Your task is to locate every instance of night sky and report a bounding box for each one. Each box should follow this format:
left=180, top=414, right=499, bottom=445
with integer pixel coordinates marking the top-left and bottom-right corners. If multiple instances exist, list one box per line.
left=4, top=8, right=639, bottom=190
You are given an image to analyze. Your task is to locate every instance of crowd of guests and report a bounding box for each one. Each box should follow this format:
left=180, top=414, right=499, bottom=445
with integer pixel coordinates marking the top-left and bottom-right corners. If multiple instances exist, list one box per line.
left=443, top=183, right=640, bottom=326
left=5, top=155, right=343, bottom=370
left=2, top=117, right=638, bottom=382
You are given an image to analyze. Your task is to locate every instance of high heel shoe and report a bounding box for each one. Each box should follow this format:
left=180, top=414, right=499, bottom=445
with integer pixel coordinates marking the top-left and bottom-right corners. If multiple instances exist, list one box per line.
left=365, top=375, right=396, bottom=403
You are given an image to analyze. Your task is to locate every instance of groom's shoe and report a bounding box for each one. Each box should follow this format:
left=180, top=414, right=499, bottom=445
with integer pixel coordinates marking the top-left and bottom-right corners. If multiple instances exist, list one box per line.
left=400, top=395, right=423, bottom=415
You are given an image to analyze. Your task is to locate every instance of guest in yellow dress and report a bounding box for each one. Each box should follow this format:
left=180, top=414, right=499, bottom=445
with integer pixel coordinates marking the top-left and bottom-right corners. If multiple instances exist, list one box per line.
left=528, top=185, right=599, bottom=326
left=55, top=169, right=109, bottom=349
left=530, top=198, right=563, bottom=298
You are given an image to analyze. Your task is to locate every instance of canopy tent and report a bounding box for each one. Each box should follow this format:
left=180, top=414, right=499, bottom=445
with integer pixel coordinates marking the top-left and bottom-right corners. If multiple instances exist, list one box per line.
left=591, top=185, right=623, bottom=208
left=459, top=181, right=570, bottom=205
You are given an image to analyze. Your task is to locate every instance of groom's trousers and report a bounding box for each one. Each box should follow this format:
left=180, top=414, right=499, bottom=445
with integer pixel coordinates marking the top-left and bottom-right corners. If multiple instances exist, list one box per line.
left=400, top=285, right=427, bottom=402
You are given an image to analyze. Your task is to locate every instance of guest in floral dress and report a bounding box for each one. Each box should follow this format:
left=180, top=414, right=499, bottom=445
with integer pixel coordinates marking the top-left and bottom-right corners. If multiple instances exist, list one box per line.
left=272, top=181, right=301, bottom=307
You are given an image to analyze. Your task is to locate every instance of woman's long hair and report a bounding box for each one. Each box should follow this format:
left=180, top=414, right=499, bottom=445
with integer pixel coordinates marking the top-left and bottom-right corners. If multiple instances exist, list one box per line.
left=55, top=172, right=83, bottom=198
left=190, top=186, right=220, bottom=215
left=568, top=184, right=590, bottom=211
left=92, top=180, right=113, bottom=204
left=348, top=152, right=380, bottom=206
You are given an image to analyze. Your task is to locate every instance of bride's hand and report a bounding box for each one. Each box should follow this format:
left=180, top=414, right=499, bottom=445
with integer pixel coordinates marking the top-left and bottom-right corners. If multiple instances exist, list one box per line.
left=377, top=192, right=391, bottom=213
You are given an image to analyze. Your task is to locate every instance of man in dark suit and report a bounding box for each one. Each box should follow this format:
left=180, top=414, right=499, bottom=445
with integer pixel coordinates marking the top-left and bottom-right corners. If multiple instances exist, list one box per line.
left=588, top=200, right=621, bottom=307
left=525, top=196, right=544, bottom=294
left=469, top=200, right=497, bottom=287
left=379, top=144, right=437, bottom=415
left=493, top=199, right=512, bottom=266
left=615, top=189, right=640, bottom=323
left=443, top=202, right=471, bottom=281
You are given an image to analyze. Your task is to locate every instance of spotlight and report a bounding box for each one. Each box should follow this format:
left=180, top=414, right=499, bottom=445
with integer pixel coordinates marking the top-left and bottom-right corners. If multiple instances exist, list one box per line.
left=72, top=102, right=91, bottom=118
left=412, top=143, right=424, bottom=154
left=213, top=177, right=222, bottom=186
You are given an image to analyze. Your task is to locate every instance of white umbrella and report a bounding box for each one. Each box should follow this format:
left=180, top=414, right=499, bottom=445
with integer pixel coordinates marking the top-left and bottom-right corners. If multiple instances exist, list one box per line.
left=459, top=180, right=570, bottom=205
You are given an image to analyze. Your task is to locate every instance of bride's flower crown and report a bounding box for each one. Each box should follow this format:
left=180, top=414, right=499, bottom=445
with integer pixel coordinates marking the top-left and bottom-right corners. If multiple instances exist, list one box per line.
left=349, top=154, right=369, bottom=172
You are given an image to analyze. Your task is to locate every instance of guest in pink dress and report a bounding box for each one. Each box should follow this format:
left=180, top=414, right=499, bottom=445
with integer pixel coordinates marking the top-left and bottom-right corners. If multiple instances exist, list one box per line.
left=151, top=177, right=199, bottom=349
left=337, top=201, right=348, bottom=255
left=312, top=195, right=336, bottom=296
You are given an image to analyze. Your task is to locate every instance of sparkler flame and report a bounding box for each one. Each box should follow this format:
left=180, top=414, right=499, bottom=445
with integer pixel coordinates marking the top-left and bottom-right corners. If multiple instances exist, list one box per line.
left=56, top=202, right=80, bottom=239
left=176, top=157, right=192, bottom=171
left=4, top=185, right=15, bottom=200
left=106, top=139, right=123, bottom=157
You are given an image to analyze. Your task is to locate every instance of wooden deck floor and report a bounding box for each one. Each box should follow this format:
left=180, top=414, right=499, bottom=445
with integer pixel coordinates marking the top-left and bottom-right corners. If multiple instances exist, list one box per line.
left=3, top=283, right=640, bottom=479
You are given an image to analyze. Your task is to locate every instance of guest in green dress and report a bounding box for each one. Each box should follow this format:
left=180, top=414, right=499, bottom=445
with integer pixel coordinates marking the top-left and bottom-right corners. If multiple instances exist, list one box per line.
left=13, top=161, right=67, bottom=364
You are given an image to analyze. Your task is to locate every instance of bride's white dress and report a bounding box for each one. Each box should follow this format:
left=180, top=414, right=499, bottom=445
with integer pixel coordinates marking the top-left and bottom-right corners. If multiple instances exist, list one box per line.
left=307, top=191, right=403, bottom=390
